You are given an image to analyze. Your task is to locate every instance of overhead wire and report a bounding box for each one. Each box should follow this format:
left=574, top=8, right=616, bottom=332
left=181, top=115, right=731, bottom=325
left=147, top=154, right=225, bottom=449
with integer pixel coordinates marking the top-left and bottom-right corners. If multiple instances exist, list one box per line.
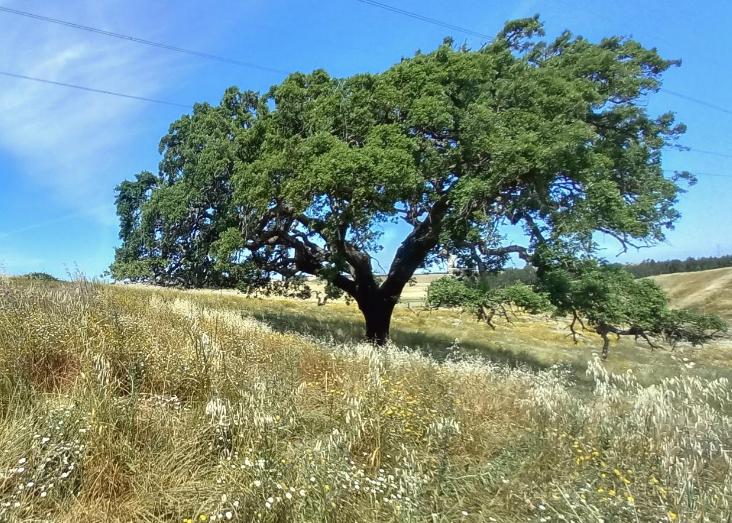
left=0, top=71, right=190, bottom=108
left=354, top=0, right=491, bottom=40
left=0, top=5, right=288, bottom=74
left=683, top=148, right=732, bottom=159
left=660, top=89, right=732, bottom=116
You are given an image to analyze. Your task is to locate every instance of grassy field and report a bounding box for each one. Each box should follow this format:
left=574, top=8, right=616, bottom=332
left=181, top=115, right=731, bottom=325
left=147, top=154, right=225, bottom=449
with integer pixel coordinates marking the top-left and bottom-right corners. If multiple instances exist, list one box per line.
left=1, top=276, right=731, bottom=522
left=303, top=272, right=446, bottom=308
left=192, top=278, right=732, bottom=386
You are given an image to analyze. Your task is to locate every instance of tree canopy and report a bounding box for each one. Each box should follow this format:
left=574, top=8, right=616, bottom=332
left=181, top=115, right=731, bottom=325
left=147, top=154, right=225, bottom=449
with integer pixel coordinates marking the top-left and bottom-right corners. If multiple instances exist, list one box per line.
left=112, top=17, right=694, bottom=344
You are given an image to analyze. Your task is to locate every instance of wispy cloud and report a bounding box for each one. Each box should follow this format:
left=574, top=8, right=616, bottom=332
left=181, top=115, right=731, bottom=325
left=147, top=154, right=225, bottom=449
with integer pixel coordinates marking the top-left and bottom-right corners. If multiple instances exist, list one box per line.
left=0, top=203, right=114, bottom=239
left=0, top=0, right=192, bottom=221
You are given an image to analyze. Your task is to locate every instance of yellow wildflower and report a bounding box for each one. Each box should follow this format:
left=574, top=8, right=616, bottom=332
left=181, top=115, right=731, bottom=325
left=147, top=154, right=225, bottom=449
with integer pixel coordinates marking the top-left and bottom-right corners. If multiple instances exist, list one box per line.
left=199, top=516, right=209, bottom=522
left=607, top=489, right=616, bottom=497
left=667, top=512, right=677, bottom=522
left=626, top=495, right=635, bottom=505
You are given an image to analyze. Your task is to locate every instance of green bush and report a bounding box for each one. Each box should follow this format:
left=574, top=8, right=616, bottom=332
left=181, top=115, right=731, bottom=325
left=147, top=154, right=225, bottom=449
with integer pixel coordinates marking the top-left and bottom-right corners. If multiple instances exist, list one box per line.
left=20, top=272, right=60, bottom=282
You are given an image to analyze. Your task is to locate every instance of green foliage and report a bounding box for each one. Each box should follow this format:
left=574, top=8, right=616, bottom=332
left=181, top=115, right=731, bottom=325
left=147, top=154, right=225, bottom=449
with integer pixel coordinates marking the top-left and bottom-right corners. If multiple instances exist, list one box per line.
left=429, top=262, right=727, bottom=357
left=19, top=272, right=60, bottom=282
left=475, top=266, right=537, bottom=290
left=427, top=277, right=552, bottom=327
left=658, top=309, right=728, bottom=347
left=539, top=262, right=668, bottom=331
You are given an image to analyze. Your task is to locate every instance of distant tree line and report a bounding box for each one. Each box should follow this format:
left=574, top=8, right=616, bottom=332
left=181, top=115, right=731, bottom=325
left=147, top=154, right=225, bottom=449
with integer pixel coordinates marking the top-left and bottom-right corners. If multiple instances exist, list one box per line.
left=624, top=255, right=732, bottom=278
left=479, top=254, right=732, bottom=290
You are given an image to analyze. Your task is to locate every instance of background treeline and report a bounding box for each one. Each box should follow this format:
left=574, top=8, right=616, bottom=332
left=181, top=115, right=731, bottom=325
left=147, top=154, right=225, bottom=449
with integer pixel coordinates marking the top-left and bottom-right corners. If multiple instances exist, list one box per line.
left=624, top=255, right=732, bottom=278
left=480, top=254, right=732, bottom=290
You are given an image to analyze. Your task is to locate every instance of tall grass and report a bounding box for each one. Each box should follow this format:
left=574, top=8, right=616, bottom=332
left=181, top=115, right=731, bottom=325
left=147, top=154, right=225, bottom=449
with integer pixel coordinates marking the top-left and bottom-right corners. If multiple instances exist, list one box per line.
left=0, top=277, right=730, bottom=521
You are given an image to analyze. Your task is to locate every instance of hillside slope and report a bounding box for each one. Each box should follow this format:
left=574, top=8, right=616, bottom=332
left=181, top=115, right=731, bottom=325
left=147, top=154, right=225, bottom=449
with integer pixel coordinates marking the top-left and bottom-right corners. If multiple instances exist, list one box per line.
left=651, top=267, right=732, bottom=322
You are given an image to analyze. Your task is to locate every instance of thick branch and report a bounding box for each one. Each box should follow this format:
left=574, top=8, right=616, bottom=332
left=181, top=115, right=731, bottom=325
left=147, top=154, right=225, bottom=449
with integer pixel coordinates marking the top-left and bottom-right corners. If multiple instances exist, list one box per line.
left=596, top=322, right=662, bottom=359
left=478, top=243, right=532, bottom=263
left=380, top=195, right=451, bottom=300
left=295, top=212, right=378, bottom=295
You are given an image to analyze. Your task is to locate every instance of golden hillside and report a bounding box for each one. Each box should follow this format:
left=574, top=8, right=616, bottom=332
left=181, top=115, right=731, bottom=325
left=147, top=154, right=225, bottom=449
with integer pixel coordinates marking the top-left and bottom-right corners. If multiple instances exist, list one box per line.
left=651, top=267, right=732, bottom=322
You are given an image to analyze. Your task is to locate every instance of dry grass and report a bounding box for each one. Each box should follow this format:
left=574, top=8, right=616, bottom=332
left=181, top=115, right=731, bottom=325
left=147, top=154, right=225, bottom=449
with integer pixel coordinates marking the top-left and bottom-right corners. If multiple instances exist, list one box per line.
left=186, top=288, right=732, bottom=386
left=652, top=267, right=732, bottom=322
left=1, top=276, right=731, bottom=522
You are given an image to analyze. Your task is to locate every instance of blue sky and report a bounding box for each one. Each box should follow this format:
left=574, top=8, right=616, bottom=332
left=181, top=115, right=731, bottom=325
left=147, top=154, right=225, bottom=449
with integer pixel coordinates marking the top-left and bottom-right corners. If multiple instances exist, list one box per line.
left=1, top=0, right=730, bottom=278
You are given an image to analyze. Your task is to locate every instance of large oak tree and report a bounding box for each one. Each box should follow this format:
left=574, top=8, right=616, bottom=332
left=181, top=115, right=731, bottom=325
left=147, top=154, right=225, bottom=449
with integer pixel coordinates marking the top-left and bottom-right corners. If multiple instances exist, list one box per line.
left=112, top=17, right=692, bottom=344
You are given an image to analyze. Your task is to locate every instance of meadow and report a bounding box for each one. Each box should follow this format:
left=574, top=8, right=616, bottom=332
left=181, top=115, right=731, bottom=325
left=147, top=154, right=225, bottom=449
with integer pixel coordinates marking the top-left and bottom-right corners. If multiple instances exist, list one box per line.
left=1, top=275, right=731, bottom=522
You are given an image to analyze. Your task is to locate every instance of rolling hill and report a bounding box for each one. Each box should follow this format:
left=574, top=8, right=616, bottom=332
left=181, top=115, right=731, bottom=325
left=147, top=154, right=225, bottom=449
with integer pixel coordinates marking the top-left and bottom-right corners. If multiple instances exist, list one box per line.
left=651, top=267, right=732, bottom=322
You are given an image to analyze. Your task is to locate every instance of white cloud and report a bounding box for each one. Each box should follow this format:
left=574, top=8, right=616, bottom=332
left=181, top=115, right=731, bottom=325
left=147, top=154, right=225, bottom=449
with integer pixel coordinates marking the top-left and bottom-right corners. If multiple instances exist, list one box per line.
left=0, top=0, right=193, bottom=221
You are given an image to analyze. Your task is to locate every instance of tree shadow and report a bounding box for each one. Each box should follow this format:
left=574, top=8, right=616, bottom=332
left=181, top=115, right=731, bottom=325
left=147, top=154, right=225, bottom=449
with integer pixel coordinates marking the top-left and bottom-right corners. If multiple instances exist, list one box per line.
left=246, top=305, right=556, bottom=372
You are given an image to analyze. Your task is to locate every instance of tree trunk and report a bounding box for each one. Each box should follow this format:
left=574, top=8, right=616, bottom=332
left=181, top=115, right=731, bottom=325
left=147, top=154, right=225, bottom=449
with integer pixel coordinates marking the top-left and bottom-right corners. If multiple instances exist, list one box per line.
left=600, top=333, right=610, bottom=360
left=596, top=324, right=611, bottom=360
left=358, top=294, right=396, bottom=346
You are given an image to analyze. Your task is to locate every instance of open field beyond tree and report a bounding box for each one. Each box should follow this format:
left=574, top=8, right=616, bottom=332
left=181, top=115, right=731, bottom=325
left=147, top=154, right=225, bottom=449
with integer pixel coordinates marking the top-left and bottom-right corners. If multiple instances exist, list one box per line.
left=305, top=267, right=732, bottom=319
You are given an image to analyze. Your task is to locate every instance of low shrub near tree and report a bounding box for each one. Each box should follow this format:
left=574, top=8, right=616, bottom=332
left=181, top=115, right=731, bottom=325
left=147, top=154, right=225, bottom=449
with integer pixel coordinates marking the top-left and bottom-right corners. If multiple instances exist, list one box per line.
left=19, top=272, right=60, bottom=282
left=427, top=262, right=727, bottom=359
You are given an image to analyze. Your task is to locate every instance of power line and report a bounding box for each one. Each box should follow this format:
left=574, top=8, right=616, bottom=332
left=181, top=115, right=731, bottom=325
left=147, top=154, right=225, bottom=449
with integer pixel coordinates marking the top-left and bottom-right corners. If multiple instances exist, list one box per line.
left=691, top=172, right=732, bottom=178
left=685, top=147, right=732, bottom=159
left=355, top=0, right=491, bottom=40
left=661, top=88, right=732, bottom=116
left=0, top=5, right=288, bottom=75
left=0, top=71, right=190, bottom=108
